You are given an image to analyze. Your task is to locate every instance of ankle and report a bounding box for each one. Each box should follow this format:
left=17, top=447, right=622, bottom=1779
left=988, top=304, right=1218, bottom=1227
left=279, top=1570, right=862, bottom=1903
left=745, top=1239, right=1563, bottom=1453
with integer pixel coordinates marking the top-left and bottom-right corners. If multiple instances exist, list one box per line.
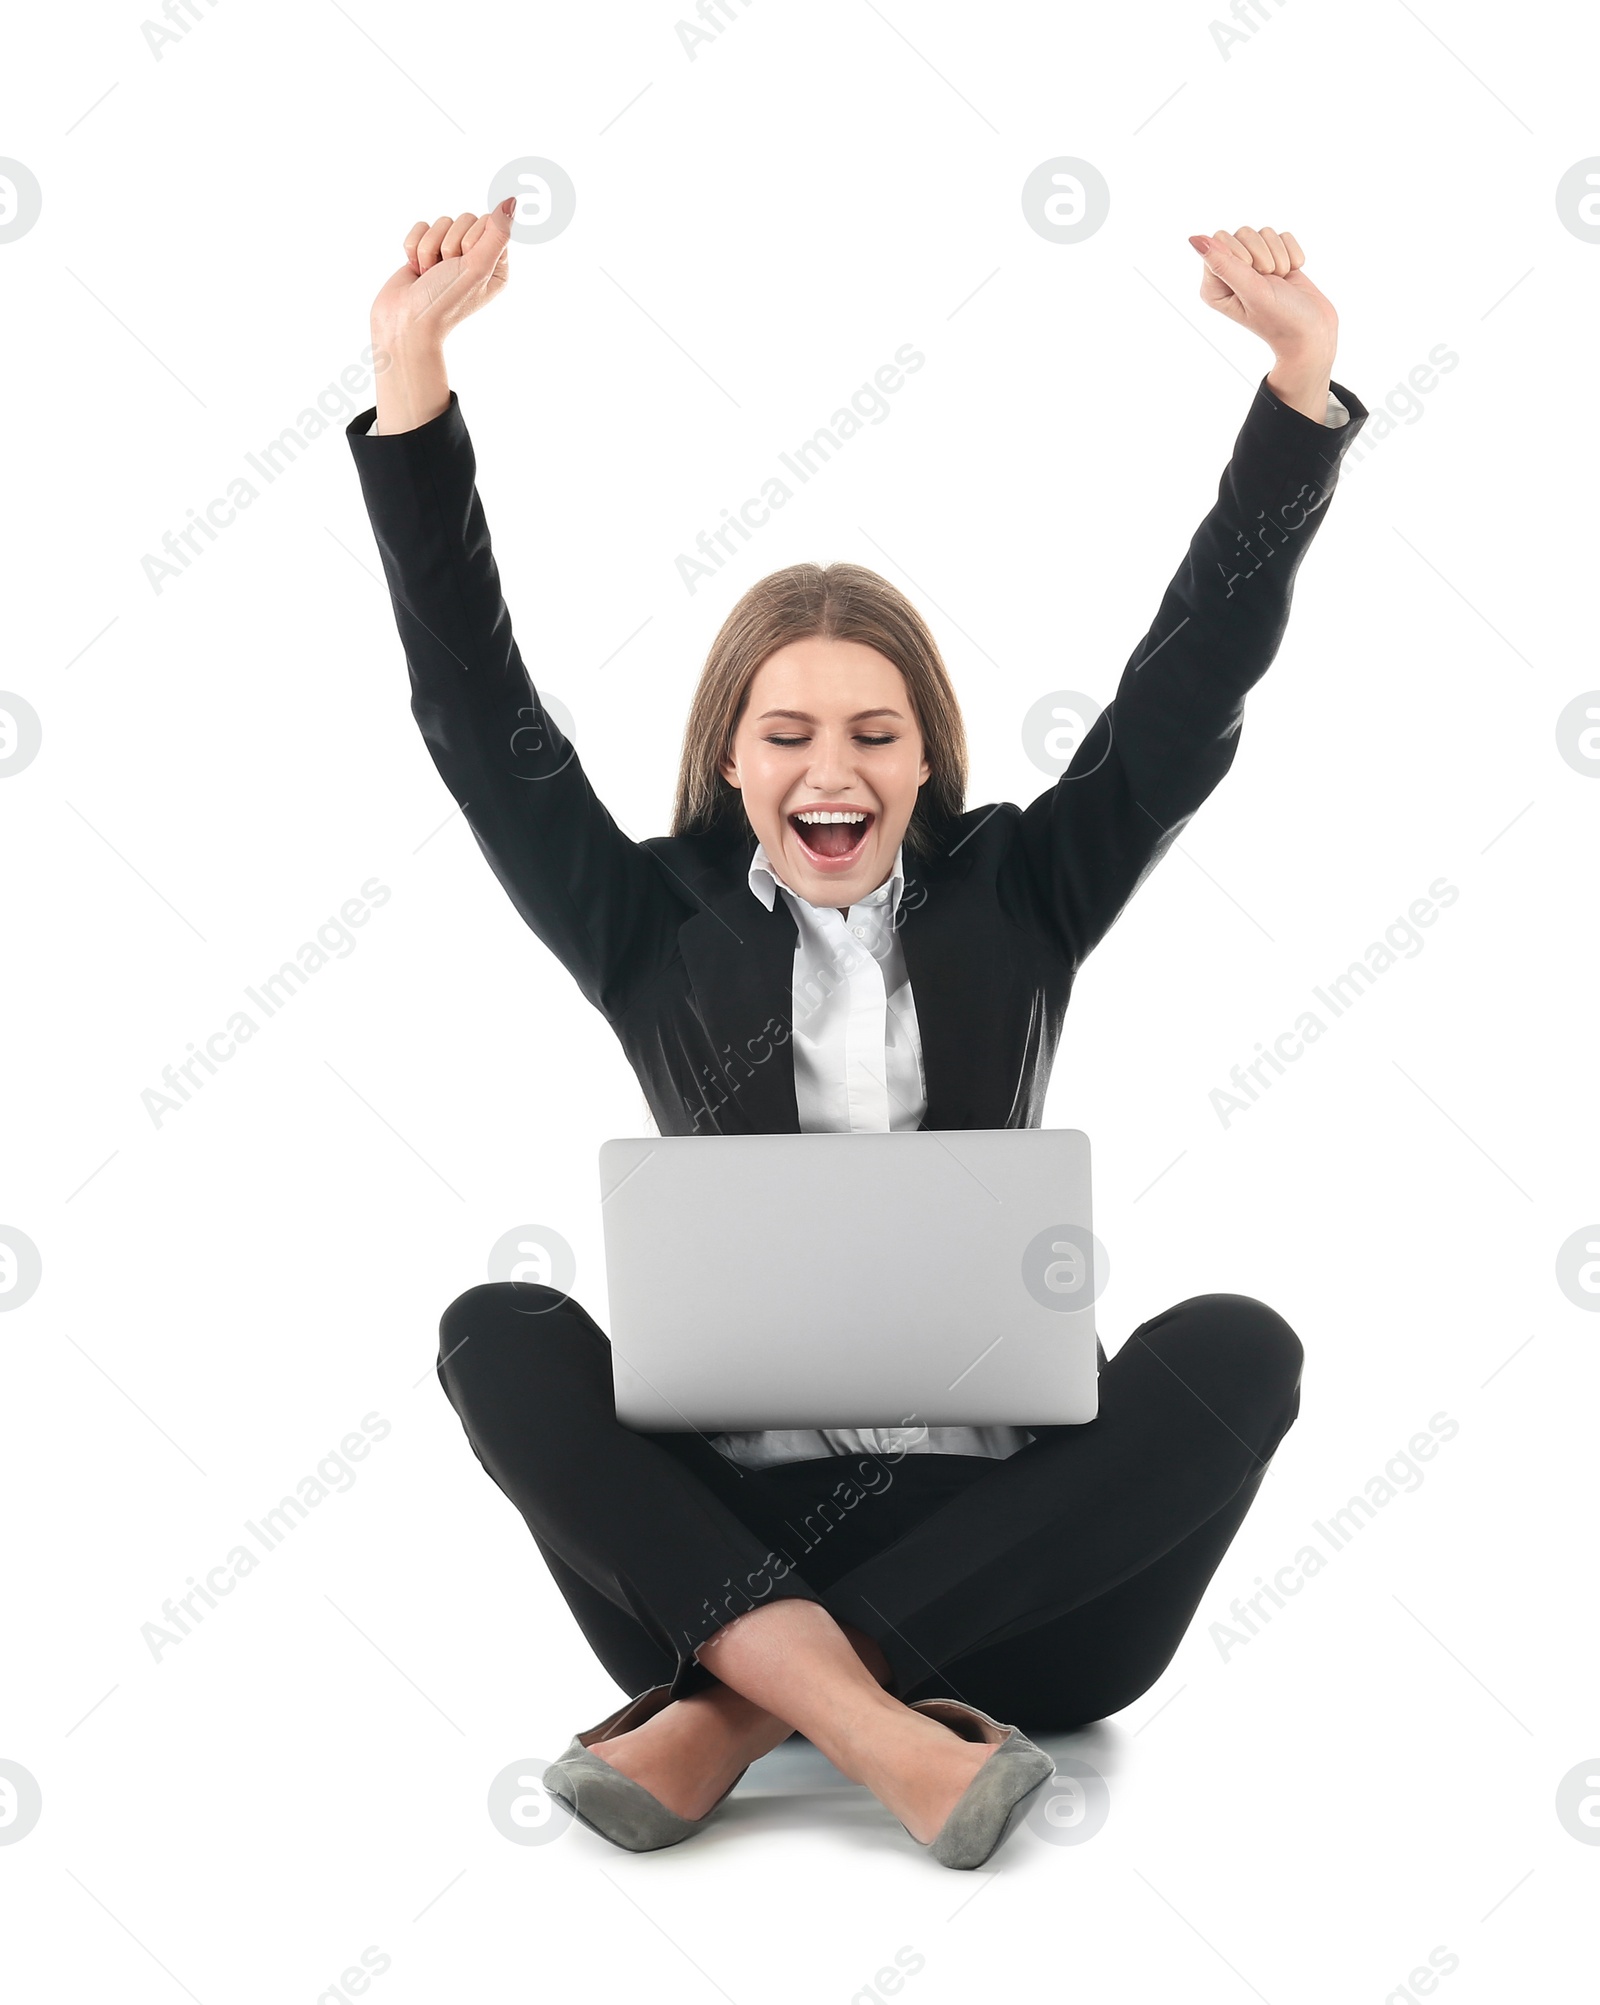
left=682, top=1686, right=793, bottom=1758
left=808, top=1685, right=918, bottom=1779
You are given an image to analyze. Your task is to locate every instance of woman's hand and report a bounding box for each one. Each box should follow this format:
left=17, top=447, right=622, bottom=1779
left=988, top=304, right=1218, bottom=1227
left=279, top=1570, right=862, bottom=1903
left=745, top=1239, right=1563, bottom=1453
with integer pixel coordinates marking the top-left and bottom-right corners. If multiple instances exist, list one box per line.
left=1188, top=226, right=1340, bottom=423
left=367, top=198, right=517, bottom=433
left=371, top=198, right=517, bottom=352
left=1188, top=226, right=1336, bottom=356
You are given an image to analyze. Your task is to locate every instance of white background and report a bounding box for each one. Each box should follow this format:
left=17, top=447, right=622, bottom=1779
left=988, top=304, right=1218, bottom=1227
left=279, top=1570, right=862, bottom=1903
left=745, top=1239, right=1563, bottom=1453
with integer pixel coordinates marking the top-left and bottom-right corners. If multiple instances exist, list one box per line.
left=3, top=0, right=1596, bottom=1997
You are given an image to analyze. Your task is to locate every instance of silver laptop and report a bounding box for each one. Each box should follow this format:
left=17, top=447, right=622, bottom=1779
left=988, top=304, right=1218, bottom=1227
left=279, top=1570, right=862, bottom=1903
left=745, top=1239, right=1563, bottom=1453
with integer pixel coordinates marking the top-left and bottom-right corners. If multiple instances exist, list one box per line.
left=598, top=1128, right=1100, bottom=1431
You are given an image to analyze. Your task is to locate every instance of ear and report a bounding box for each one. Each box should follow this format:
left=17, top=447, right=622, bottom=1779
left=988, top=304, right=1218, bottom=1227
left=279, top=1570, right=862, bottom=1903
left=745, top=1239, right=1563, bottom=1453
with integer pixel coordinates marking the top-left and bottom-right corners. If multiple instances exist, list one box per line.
left=717, top=750, right=741, bottom=789
left=917, top=754, right=931, bottom=786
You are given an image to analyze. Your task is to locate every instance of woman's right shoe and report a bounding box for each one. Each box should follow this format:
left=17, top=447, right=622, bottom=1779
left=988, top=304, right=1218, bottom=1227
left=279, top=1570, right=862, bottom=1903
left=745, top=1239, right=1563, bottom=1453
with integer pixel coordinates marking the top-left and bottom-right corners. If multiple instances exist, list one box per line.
left=898, top=1698, right=1056, bottom=1869
left=540, top=1684, right=748, bottom=1853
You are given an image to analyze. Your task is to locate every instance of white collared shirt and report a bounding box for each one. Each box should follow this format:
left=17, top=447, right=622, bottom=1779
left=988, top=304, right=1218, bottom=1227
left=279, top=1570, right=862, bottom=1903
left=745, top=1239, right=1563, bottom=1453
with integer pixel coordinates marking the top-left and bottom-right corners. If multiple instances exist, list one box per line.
left=747, top=838, right=927, bottom=1135
left=708, top=840, right=1035, bottom=1470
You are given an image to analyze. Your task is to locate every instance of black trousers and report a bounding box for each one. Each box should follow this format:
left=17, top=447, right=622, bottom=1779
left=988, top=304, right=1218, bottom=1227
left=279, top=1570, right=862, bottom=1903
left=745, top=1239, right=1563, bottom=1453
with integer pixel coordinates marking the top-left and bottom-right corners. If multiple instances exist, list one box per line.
left=435, top=1283, right=1303, bottom=1734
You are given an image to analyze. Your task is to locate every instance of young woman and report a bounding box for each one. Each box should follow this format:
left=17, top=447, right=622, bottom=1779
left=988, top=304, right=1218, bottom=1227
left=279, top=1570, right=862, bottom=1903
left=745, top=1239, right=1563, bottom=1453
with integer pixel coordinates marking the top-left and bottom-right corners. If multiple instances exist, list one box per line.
left=347, top=200, right=1367, bottom=1868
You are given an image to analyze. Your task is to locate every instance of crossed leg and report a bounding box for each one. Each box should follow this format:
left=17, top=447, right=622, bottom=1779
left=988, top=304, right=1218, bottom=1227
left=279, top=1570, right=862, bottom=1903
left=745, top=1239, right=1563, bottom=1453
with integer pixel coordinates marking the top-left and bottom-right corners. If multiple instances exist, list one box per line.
left=435, top=1282, right=1302, bottom=1830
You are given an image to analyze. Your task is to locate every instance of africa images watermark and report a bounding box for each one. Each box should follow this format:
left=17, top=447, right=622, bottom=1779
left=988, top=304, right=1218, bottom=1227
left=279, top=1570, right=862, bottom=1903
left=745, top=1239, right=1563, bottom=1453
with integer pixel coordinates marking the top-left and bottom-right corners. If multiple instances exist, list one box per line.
left=680, top=1437, right=919, bottom=1663
left=140, top=0, right=227, bottom=61
left=140, top=1412, right=393, bottom=1662
left=1212, top=470, right=1336, bottom=603
left=1339, top=344, right=1459, bottom=468
left=140, top=342, right=390, bottom=594
left=141, top=876, right=391, bottom=1127
left=849, top=1947, right=928, bottom=2005
left=1209, top=0, right=1293, bottom=61
left=674, top=342, right=926, bottom=596
left=1209, top=875, right=1460, bottom=1128
left=675, top=0, right=756, bottom=60
left=1210, top=1410, right=1460, bottom=1661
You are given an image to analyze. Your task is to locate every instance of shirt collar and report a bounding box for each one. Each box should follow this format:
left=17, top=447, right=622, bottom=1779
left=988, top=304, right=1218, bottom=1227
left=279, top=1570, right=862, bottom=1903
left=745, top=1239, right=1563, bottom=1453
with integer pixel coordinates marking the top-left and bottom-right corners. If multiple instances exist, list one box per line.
left=747, top=836, right=907, bottom=919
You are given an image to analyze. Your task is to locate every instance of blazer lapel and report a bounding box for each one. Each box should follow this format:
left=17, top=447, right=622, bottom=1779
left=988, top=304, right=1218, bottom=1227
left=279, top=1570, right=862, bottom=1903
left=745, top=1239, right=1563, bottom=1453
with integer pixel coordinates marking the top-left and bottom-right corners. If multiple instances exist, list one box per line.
left=896, top=857, right=1010, bottom=1131
left=676, top=878, right=802, bottom=1133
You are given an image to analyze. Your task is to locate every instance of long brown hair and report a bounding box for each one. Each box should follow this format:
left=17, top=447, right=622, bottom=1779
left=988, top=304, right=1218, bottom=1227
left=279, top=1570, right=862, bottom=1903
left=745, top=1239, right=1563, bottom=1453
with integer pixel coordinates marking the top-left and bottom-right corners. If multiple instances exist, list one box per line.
left=671, top=562, right=968, bottom=860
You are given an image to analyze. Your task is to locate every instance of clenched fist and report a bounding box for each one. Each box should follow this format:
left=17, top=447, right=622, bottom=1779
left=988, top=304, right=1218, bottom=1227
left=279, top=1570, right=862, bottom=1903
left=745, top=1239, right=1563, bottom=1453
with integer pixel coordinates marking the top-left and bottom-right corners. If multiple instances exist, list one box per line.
left=1188, top=226, right=1338, bottom=362
left=371, top=197, right=518, bottom=354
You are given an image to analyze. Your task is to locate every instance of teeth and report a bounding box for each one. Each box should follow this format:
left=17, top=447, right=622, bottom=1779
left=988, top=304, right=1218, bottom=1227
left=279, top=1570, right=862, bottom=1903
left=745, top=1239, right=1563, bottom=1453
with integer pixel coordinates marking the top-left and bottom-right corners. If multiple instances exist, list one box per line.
left=794, top=810, right=868, bottom=824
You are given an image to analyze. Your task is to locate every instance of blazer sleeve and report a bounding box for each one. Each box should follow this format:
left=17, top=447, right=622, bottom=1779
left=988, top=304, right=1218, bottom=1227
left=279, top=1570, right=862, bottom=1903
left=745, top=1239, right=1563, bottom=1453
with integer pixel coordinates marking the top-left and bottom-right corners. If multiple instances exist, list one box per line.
left=1003, top=371, right=1369, bottom=969
left=345, top=391, right=691, bottom=1017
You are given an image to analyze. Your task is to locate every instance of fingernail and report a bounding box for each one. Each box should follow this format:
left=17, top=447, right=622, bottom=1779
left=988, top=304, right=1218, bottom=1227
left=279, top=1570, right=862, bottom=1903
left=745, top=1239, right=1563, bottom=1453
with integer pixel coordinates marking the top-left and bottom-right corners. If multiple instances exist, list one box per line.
left=1188, top=235, right=1210, bottom=254
left=499, top=196, right=517, bottom=219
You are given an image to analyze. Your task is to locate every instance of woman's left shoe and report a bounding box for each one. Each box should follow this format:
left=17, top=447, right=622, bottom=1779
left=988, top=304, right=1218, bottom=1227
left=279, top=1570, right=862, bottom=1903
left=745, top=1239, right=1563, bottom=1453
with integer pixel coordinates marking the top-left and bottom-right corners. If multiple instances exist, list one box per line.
left=897, top=1698, right=1056, bottom=1870
left=540, top=1684, right=748, bottom=1853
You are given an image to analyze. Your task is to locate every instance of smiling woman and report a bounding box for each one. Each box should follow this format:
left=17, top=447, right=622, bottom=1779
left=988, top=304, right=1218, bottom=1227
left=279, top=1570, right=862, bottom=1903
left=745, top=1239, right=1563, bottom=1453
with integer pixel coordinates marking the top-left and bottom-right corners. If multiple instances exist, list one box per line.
left=349, top=195, right=1366, bottom=1868
left=675, top=560, right=968, bottom=908
left=711, top=623, right=936, bottom=905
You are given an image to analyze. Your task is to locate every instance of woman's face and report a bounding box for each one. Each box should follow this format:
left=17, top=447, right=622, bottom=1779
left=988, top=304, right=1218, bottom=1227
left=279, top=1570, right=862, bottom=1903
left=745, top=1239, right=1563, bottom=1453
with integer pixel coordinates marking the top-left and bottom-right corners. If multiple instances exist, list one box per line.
left=718, top=636, right=931, bottom=910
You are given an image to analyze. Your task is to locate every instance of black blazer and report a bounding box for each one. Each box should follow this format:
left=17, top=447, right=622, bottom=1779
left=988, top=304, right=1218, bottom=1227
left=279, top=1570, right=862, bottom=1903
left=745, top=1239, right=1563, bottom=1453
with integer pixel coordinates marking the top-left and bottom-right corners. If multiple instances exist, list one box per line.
left=346, top=374, right=1368, bottom=1137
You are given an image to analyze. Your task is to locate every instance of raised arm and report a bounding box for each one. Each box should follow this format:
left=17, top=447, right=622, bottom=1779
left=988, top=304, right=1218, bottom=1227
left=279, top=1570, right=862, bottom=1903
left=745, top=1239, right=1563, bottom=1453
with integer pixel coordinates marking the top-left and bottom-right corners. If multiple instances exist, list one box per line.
left=1004, top=226, right=1369, bottom=969
left=347, top=202, right=691, bottom=1017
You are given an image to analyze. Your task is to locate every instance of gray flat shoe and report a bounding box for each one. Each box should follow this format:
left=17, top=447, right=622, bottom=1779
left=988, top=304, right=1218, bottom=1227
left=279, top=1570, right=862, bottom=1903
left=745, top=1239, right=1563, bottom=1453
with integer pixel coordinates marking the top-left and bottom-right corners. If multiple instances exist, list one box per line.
left=541, top=1684, right=748, bottom=1853
left=901, top=1698, right=1055, bottom=1869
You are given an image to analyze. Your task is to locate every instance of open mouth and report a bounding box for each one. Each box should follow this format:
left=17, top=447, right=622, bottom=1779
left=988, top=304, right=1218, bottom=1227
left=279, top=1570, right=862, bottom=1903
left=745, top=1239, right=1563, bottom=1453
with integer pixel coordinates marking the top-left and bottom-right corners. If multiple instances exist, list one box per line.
left=788, top=807, right=874, bottom=871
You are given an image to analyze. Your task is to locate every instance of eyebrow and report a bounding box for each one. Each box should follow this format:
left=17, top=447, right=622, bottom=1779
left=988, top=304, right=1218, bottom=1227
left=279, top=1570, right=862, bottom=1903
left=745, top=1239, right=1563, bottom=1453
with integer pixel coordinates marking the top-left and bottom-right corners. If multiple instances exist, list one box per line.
left=754, top=708, right=906, bottom=723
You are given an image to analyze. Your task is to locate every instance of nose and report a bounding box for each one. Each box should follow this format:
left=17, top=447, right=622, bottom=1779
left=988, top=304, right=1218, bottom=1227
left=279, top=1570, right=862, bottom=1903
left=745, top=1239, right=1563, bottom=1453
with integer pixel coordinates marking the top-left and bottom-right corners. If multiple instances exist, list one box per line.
left=805, top=725, right=858, bottom=794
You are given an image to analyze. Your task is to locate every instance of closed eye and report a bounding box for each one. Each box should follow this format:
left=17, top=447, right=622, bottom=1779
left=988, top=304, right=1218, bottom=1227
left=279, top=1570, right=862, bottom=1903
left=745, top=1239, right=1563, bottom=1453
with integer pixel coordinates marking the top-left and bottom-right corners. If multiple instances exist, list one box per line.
left=766, top=733, right=898, bottom=748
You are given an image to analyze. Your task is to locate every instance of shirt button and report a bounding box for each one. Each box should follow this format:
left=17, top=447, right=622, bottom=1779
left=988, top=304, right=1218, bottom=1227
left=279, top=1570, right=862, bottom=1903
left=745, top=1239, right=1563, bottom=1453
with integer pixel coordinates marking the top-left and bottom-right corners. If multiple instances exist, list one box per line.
left=853, top=925, right=866, bottom=938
